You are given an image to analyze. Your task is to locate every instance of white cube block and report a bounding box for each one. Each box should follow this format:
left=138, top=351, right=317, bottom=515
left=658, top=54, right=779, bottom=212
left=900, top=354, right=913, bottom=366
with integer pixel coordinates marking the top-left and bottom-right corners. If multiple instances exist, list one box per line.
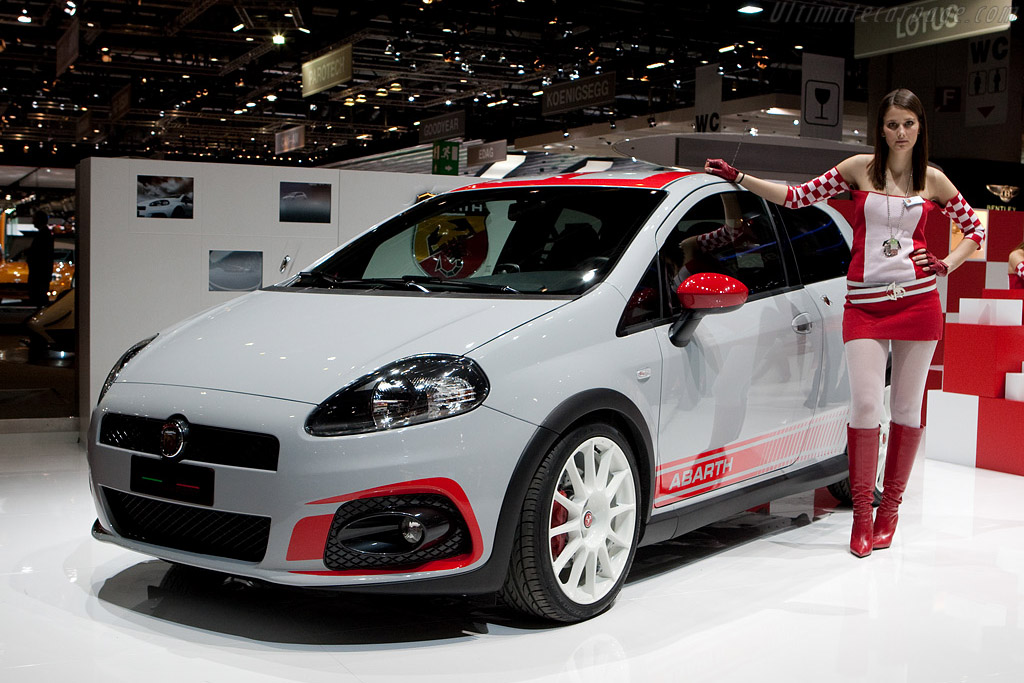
left=1007, top=374, right=1024, bottom=402
left=924, top=390, right=978, bottom=467
left=958, top=298, right=1023, bottom=326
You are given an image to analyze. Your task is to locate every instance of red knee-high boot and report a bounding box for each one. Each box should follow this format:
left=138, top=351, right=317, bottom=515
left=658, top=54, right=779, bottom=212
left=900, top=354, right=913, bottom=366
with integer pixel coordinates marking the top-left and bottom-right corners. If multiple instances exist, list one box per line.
left=847, top=425, right=880, bottom=558
left=872, top=422, right=924, bottom=550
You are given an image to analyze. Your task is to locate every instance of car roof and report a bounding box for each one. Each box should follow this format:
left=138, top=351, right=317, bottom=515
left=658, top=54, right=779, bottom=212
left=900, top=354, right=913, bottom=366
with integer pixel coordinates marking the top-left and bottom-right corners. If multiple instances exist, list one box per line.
left=453, top=169, right=703, bottom=192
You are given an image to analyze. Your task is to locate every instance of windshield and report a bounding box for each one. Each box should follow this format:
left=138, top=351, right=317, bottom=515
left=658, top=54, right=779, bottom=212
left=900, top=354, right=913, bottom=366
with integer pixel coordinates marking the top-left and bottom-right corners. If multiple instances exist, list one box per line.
left=288, top=186, right=666, bottom=296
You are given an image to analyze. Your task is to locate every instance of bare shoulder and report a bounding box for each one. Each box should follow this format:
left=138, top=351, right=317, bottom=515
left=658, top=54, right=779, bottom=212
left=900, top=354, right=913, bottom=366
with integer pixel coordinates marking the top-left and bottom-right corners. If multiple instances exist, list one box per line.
left=836, top=154, right=873, bottom=190
left=926, top=166, right=957, bottom=202
left=1011, top=248, right=1024, bottom=267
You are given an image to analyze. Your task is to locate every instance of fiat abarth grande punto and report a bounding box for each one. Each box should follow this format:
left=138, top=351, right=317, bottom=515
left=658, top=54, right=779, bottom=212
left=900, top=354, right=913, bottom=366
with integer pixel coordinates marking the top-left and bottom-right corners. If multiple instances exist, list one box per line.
left=88, top=169, right=860, bottom=623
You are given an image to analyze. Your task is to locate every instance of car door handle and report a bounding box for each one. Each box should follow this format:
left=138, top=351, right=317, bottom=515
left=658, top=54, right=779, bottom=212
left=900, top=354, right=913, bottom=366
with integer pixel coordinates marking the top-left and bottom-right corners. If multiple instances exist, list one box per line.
left=792, top=312, right=814, bottom=334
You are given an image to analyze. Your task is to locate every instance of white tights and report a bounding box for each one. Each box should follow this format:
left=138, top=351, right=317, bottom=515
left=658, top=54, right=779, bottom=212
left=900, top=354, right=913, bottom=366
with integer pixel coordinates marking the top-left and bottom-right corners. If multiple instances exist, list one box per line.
left=845, top=338, right=937, bottom=430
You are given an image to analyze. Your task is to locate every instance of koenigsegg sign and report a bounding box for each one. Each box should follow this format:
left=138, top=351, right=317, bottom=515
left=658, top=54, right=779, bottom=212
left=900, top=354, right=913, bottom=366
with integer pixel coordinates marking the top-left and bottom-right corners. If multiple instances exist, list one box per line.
left=301, top=44, right=352, bottom=97
left=542, top=73, right=616, bottom=116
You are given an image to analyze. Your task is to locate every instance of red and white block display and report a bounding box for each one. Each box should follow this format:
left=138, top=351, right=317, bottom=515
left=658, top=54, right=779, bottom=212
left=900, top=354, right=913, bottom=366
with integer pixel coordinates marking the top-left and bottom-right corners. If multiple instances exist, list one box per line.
left=926, top=291, right=1024, bottom=476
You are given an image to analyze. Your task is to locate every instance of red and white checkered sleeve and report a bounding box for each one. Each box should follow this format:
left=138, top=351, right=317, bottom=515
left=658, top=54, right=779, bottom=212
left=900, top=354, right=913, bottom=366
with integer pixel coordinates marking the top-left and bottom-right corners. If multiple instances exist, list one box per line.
left=695, top=221, right=743, bottom=252
left=1015, top=262, right=1024, bottom=281
left=942, top=192, right=984, bottom=246
left=783, top=167, right=850, bottom=209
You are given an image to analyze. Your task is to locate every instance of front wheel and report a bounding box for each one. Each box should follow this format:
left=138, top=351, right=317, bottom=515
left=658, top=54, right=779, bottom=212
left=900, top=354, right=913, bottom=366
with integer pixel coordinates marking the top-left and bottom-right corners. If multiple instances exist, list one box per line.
left=501, top=422, right=641, bottom=622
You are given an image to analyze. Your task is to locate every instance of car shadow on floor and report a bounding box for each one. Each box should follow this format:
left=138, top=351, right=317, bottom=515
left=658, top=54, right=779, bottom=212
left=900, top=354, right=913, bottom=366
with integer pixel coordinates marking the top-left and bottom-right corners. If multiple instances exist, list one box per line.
left=93, top=494, right=842, bottom=644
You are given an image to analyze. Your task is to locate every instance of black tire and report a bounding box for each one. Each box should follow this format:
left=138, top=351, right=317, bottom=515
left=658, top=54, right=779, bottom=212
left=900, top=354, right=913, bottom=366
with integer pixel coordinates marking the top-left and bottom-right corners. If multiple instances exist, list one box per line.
left=500, top=422, right=641, bottom=623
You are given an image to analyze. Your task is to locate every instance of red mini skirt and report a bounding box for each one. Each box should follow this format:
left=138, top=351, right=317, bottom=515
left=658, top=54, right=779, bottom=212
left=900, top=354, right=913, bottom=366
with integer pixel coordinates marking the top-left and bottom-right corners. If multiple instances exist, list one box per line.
left=843, top=288, right=943, bottom=343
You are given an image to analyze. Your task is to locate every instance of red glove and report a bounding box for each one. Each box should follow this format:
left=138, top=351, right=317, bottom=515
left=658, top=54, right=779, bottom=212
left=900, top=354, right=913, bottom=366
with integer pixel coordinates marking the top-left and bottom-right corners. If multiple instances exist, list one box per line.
left=704, top=158, right=740, bottom=182
left=912, top=248, right=948, bottom=276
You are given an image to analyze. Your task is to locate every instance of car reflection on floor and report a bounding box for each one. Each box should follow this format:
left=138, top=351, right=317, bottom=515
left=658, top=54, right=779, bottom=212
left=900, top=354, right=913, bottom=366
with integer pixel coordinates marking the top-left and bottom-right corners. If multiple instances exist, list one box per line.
left=92, top=487, right=841, bottom=644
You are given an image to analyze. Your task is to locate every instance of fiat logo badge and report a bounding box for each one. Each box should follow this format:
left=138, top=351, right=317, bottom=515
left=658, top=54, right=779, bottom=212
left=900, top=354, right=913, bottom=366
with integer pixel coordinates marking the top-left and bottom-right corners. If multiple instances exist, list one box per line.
left=159, top=416, right=190, bottom=460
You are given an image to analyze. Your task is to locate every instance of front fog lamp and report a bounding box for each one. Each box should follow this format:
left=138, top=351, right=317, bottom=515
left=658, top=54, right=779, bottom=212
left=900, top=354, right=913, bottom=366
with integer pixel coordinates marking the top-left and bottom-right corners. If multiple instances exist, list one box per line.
left=305, top=354, right=489, bottom=436
left=98, top=334, right=157, bottom=405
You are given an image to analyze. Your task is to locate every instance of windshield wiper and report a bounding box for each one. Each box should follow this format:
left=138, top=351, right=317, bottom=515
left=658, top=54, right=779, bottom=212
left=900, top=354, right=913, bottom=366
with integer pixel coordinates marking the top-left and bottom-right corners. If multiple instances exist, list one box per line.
left=296, top=273, right=519, bottom=294
left=296, top=273, right=423, bottom=290
left=400, top=275, right=520, bottom=294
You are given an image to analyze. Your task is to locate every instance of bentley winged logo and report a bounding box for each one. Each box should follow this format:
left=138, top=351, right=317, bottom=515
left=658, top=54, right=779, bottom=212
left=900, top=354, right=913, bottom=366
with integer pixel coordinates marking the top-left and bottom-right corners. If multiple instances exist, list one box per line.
left=986, top=184, right=1019, bottom=204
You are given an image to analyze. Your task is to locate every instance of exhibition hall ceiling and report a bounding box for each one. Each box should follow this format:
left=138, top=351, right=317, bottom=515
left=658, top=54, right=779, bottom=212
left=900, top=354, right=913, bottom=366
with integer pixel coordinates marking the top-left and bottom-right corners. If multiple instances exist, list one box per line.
left=0, top=0, right=895, bottom=197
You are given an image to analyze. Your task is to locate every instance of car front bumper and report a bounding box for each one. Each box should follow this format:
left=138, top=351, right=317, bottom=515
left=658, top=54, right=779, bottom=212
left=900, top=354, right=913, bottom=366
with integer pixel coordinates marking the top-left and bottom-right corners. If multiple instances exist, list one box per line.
left=87, top=382, right=538, bottom=588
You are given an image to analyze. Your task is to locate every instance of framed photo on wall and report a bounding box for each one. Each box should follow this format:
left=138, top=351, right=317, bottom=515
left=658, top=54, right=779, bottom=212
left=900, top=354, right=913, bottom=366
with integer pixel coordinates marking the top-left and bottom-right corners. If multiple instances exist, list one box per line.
left=137, top=175, right=194, bottom=219
left=208, top=250, right=262, bottom=291
left=279, top=181, right=331, bottom=223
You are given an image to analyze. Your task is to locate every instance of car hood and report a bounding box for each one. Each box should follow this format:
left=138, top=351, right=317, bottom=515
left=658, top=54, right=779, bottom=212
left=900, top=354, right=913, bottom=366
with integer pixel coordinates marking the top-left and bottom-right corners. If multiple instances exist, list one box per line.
left=116, top=289, right=569, bottom=404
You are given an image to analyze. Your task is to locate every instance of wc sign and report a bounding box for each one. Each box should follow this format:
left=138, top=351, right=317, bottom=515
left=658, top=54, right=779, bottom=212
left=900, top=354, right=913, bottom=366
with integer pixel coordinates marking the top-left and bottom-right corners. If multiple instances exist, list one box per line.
left=966, top=34, right=1009, bottom=126
left=694, top=64, right=721, bottom=133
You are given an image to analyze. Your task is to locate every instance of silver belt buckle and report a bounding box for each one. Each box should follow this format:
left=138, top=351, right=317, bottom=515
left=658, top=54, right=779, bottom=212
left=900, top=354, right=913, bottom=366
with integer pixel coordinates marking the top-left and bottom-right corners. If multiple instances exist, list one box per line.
left=885, top=282, right=906, bottom=300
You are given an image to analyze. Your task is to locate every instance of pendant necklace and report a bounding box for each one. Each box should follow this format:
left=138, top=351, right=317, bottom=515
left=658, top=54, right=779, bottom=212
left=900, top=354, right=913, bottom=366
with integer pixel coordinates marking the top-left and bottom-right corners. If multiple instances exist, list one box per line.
left=883, top=168, right=912, bottom=258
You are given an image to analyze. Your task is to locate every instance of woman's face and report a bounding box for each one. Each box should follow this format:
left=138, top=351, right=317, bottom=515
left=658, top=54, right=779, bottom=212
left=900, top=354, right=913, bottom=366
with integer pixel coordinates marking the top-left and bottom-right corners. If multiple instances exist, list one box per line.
left=881, top=105, right=919, bottom=153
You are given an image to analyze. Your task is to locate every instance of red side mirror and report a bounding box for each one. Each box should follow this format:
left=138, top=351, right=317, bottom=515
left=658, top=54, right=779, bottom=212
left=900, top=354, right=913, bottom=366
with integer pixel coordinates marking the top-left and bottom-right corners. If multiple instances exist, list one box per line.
left=676, top=272, right=748, bottom=311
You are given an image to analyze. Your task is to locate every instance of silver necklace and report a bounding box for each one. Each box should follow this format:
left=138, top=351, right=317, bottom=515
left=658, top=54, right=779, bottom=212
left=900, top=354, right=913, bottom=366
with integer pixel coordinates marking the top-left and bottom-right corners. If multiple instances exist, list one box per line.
left=883, top=168, right=912, bottom=258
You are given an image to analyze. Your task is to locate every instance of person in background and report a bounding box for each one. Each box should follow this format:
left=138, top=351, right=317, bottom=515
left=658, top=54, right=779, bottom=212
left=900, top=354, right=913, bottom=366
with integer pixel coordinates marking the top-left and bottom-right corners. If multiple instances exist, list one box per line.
left=705, top=88, right=985, bottom=557
left=26, top=210, right=55, bottom=310
left=1009, top=241, right=1024, bottom=290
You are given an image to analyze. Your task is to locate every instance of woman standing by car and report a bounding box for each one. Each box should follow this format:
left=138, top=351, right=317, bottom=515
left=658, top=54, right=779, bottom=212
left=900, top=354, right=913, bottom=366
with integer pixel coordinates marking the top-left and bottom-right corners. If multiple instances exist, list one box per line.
left=705, top=88, right=985, bottom=557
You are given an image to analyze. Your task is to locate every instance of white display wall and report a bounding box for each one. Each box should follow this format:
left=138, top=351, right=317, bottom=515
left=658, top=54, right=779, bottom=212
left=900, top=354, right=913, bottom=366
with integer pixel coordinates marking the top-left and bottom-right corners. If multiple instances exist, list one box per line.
left=78, top=157, right=468, bottom=435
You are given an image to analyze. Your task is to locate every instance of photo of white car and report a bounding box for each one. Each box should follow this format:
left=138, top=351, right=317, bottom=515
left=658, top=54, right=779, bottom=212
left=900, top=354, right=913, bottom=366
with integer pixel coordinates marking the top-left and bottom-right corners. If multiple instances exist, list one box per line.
left=137, top=194, right=193, bottom=218
left=88, top=169, right=856, bottom=622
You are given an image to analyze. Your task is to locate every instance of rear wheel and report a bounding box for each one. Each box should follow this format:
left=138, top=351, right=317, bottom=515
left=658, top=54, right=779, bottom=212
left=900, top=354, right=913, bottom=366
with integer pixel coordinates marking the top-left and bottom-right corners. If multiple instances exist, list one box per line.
left=501, top=422, right=640, bottom=622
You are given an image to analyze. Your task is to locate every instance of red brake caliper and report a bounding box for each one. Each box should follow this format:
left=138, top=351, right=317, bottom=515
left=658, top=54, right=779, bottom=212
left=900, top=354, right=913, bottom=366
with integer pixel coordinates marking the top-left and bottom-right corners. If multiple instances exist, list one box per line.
left=550, top=490, right=569, bottom=557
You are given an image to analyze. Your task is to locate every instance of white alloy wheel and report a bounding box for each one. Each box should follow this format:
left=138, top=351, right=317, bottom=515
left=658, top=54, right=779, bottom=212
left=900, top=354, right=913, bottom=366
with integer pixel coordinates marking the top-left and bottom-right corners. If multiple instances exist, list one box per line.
left=501, top=422, right=641, bottom=622
left=547, top=435, right=637, bottom=605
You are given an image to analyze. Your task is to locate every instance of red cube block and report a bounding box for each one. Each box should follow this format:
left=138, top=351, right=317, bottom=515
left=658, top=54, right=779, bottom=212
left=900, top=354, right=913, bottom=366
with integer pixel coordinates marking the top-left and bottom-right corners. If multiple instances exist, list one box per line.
left=984, top=289, right=1024, bottom=301
left=944, top=261, right=988, bottom=313
left=985, top=211, right=1024, bottom=261
left=942, top=323, right=1024, bottom=398
left=977, top=397, right=1024, bottom=476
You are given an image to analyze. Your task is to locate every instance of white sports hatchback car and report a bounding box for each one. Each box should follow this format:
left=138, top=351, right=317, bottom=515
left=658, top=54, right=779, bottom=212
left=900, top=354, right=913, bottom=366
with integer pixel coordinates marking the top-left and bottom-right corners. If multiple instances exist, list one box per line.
left=89, top=170, right=856, bottom=622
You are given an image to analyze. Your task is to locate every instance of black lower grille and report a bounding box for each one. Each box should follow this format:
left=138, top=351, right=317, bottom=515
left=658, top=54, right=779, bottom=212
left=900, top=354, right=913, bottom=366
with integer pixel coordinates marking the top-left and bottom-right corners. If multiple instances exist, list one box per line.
left=324, top=493, right=470, bottom=570
left=102, top=487, right=271, bottom=562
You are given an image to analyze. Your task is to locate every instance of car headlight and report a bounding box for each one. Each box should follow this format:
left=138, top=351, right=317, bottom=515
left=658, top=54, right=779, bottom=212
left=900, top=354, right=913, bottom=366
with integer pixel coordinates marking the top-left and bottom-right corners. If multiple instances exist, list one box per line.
left=98, top=334, right=157, bottom=405
left=305, top=354, right=489, bottom=437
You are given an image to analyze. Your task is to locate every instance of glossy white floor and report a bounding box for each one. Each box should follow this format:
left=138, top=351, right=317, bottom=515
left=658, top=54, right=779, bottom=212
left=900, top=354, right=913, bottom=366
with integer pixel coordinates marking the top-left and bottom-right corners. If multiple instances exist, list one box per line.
left=3, top=431, right=1023, bottom=683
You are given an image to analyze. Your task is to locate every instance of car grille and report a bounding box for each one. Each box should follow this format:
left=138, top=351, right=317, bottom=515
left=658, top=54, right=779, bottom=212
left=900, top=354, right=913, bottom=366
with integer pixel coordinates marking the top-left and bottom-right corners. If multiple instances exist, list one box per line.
left=102, top=487, right=271, bottom=562
left=324, top=493, right=470, bottom=570
left=100, top=413, right=279, bottom=471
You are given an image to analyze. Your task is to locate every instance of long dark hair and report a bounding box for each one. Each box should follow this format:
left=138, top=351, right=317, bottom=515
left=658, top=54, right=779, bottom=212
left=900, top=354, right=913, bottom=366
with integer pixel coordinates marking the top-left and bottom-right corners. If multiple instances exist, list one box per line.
left=868, top=88, right=928, bottom=193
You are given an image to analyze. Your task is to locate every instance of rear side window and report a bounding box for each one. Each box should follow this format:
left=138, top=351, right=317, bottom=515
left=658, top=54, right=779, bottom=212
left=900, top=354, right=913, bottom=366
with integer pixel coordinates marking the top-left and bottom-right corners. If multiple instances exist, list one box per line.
left=776, top=206, right=850, bottom=284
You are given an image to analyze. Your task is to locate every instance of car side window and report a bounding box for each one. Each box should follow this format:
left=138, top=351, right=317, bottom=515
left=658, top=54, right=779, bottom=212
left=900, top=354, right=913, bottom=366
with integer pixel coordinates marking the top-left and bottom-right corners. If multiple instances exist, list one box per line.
left=775, top=205, right=851, bottom=284
left=660, top=191, right=786, bottom=316
left=617, top=257, right=663, bottom=335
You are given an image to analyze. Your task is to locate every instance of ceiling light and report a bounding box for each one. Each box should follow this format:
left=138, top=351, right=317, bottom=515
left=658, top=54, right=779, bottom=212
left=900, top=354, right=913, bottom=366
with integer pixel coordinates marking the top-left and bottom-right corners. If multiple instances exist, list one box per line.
left=719, top=44, right=735, bottom=53
left=739, top=5, right=763, bottom=13
left=245, top=101, right=256, bottom=107
left=266, top=94, right=277, bottom=101
left=646, top=62, right=666, bottom=69
left=532, top=90, right=543, bottom=96
left=272, top=34, right=285, bottom=45
left=794, top=44, right=804, bottom=50
left=233, top=109, right=244, bottom=114
left=17, top=10, right=31, bottom=23
left=486, top=99, right=508, bottom=107
left=232, top=23, right=244, bottom=32
left=298, top=27, right=310, bottom=34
